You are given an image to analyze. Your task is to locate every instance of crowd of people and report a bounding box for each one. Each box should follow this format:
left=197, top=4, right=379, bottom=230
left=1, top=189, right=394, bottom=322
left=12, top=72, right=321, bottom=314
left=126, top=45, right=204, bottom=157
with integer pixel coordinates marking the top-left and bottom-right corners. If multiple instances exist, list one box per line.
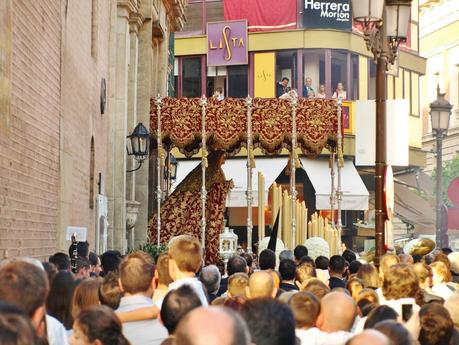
left=0, top=235, right=459, bottom=345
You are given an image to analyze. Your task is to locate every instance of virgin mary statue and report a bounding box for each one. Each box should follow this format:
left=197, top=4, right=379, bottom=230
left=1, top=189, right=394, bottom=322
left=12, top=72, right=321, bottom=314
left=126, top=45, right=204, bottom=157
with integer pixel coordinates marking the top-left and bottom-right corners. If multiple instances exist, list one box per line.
left=148, top=151, right=233, bottom=263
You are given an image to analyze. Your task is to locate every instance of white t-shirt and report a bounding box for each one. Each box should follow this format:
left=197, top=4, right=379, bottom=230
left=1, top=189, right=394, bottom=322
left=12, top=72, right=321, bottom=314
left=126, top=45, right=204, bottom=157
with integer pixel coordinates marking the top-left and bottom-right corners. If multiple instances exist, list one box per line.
left=382, top=297, right=420, bottom=318
left=296, top=327, right=353, bottom=345
left=46, top=314, right=69, bottom=345
left=168, top=277, right=208, bottom=306
left=432, top=283, right=454, bottom=301
left=375, top=287, right=386, bottom=304
left=116, top=295, right=168, bottom=345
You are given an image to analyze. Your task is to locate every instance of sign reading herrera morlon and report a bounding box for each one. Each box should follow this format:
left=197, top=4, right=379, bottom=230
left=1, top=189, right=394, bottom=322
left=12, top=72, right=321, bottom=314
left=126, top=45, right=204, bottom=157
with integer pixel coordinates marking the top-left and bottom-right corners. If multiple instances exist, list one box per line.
left=303, top=0, right=352, bottom=31
left=207, top=20, right=248, bottom=67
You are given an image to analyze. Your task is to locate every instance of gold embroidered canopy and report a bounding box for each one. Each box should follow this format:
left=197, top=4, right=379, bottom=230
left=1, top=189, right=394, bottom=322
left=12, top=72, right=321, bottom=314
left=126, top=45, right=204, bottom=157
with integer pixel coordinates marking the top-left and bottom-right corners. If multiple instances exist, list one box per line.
left=150, top=97, right=338, bottom=156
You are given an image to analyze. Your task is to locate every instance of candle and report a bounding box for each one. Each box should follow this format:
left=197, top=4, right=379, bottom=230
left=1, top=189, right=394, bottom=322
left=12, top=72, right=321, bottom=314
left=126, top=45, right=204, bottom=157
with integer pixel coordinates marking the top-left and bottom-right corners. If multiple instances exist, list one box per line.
left=258, top=172, right=265, bottom=241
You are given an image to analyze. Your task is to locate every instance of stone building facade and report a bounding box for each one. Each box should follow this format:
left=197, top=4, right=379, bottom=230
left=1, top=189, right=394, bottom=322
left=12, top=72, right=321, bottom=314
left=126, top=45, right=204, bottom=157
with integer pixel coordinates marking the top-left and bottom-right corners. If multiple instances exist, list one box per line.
left=0, top=0, right=185, bottom=259
left=420, top=0, right=459, bottom=173
left=106, top=0, right=185, bottom=254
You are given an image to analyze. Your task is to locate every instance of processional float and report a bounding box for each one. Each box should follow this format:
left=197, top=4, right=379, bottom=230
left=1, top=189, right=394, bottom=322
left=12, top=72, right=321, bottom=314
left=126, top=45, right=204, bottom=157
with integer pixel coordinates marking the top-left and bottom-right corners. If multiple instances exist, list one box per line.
left=148, top=95, right=344, bottom=263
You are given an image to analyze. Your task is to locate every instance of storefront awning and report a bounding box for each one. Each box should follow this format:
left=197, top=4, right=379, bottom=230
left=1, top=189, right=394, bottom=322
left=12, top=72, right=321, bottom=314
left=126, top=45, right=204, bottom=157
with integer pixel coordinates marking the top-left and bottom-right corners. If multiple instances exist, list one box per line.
left=394, top=183, right=435, bottom=235
left=301, top=158, right=369, bottom=210
left=223, top=158, right=288, bottom=207
left=172, top=157, right=288, bottom=207
left=395, top=171, right=434, bottom=197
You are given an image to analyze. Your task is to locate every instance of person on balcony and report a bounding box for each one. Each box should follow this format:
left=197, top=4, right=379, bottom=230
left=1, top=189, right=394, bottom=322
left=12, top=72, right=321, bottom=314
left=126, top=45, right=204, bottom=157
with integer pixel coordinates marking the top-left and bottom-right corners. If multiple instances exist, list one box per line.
left=303, top=77, right=315, bottom=98
left=316, top=84, right=326, bottom=99
left=332, top=82, right=347, bottom=100
left=276, top=77, right=289, bottom=98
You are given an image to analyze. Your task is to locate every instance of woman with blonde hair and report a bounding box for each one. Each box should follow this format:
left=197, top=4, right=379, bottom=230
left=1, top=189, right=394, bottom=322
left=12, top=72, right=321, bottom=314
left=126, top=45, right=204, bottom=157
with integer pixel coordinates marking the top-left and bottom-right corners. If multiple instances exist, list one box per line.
left=376, top=253, right=400, bottom=303
left=356, top=264, right=380, bottom=289
left=382, top=264, right=424, bottom=316
left=430, top=261, right=456, bottom=300
left=346, top=277, right=364, bottom=301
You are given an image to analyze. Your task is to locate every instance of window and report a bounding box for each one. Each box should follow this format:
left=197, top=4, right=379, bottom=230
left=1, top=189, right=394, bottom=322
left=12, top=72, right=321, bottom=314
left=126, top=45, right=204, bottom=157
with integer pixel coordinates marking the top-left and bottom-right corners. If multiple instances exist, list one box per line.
left=276, top=50, right=297, bottom=94
left=206, top=0, right=224, bottom=23
left=303, top=49, right=325, bottom=97
left=172, top=58, right=179, bottom=98
left=331, top=50, right=347, bottom=97
left=368, top=60, right=377, bottom=100
left=182, top=57, right=202, bottom=97
left=227, top=65, right=248, bottom=98
left=404, top=69, right=411, bottom=101
left=387, top=75, right=395, bottom=100
left=89, top=137, right=95, bottom=209
left=350, top=54, right=359, bottom=100
left=395, top=68, right=404, bottom=99
left=182, top=2, right=204, bottom=34
left=91, top=0, right=97, bottom=58
left=206, top=66, right=227, bottom=98
left=411, top=72, right=420, bottom=117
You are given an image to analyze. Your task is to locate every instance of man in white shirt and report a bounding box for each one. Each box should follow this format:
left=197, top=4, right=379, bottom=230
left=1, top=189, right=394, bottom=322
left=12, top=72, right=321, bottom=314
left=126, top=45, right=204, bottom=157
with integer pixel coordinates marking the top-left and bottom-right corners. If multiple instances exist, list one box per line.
left=117, top=252, right=168, bottom=345
left=296, top=291, right=356, bottom=345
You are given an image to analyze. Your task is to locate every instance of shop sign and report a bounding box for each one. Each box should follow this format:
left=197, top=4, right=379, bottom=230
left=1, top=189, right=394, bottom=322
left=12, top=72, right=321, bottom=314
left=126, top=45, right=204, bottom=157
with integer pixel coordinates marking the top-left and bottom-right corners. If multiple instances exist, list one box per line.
left=303, top=0, right=352, bottom=31
left=207, top=20, right=248, bottom=67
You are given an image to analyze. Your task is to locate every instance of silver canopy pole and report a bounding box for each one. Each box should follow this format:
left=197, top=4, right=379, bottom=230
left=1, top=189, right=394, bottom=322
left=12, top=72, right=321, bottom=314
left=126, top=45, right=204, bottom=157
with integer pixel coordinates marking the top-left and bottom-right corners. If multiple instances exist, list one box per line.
left=155, top=95, right=162, bottom=246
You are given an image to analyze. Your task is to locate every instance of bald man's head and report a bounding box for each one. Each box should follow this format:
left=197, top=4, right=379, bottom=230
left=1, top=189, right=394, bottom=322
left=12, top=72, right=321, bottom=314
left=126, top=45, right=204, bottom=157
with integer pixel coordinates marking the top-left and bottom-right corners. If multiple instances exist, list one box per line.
left=247, top=271, right=276, bottom=299
left=317, top=292, right=356, bottom=332
left=346, top=330, right=391, bottom=345
left=175, top=307, right=251, bottom=345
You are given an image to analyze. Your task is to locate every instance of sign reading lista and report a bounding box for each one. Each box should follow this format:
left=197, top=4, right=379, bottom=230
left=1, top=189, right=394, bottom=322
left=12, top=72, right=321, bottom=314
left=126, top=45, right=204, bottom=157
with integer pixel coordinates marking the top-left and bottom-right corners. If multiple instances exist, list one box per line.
left=303, top=0, right=352, bottom=31
left=207, top=20, right=248, bottom=67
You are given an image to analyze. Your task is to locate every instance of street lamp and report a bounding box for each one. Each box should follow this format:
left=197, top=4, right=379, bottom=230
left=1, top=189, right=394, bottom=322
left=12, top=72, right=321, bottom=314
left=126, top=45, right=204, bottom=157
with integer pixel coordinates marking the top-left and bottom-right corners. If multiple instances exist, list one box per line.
left=126, top=122, right=150, bottom=173
left=164, top=153, right=178, bottom=196
left=351, top=0, right=412, bottom=265
left=168, top=154, right=178, bottom=181
left=430, top=86, right=453, bottom=248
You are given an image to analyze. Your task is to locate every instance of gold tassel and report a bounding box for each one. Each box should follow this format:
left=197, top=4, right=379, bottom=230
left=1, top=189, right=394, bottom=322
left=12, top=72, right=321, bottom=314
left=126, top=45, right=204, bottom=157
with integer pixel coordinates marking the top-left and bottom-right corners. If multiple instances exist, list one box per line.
left=159, top=148, right=164, bottom=167
left=202, top=148, right=208, bottom=168
left=249, top=148, right=256, bottom=168
left=293, top=150, right=301, bottom=169
left=338, top=147, right=344, bottom=168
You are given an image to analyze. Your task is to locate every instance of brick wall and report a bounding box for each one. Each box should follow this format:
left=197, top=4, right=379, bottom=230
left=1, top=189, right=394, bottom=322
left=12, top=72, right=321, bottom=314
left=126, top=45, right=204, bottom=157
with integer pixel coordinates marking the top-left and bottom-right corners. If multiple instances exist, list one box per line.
left=0, top=0, right=61, bottom=259
left=57, top=0, right=111, bottom=253
left=0, top=0, right=112, bottom=259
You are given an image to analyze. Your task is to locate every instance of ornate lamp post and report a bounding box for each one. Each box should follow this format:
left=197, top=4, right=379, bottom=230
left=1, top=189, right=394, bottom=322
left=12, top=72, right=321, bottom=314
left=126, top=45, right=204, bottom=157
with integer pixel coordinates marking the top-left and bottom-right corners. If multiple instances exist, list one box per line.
left=126, top=122, right=150, bottom=173
left=351, top=0, right=412, bottom=264
left=430, top=86, right=453, bottom=248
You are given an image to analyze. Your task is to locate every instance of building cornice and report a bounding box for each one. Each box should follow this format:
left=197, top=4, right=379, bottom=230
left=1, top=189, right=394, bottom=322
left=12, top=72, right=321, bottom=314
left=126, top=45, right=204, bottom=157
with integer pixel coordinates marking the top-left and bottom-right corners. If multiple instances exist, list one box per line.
left=164, top=0, right=186, bottom=32
left=423, top=126, right=459, bottom=143
left=118, top=0, right=139, bottom=12
left=175, top=29, right=426, bottom=75
left=129, top=12, right=145, bottom=34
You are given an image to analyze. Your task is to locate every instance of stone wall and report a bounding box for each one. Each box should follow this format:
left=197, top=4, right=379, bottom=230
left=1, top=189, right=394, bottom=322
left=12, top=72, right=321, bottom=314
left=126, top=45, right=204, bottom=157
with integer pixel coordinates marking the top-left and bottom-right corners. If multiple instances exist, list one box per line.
left=57, top=0, right=111, bottom=253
